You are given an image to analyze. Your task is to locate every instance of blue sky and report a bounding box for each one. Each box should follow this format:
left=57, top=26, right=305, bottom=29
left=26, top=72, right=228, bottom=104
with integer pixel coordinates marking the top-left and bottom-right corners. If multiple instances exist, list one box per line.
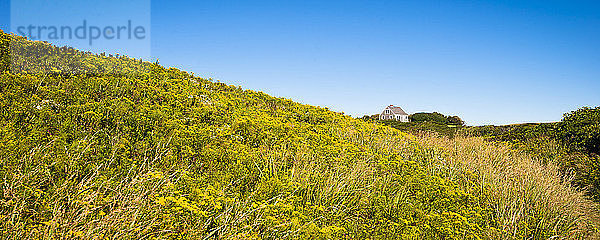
left=2, top=0, right=599, bottom=125
left=8, top=0, right=150, bottom=58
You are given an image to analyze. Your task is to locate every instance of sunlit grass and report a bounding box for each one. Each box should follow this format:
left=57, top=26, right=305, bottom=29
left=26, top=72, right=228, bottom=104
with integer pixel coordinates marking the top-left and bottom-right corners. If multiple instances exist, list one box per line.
left=1, top=29, right=599, bottom=239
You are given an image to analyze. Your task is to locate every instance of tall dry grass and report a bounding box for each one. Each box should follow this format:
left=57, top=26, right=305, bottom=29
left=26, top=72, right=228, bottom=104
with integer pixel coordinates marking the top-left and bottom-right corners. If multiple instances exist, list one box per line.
left=418, top=134, right=600, bottom=239
left=2, top=123, right=599, bottom=239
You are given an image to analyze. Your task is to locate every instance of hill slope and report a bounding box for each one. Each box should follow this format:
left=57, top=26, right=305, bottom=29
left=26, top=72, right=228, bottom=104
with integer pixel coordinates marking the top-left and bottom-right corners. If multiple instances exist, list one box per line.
left=0, top=30, right=598, bottom=239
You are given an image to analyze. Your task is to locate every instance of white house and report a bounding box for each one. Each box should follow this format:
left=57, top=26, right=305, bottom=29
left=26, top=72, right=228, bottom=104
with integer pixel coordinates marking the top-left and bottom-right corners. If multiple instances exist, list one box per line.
left=379, top=105, right=409, bottom=122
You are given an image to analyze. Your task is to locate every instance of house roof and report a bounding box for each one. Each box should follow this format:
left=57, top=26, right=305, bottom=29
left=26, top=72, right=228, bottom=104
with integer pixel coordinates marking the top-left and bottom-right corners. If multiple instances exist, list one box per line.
left=386, top=105, right=408, bottom=115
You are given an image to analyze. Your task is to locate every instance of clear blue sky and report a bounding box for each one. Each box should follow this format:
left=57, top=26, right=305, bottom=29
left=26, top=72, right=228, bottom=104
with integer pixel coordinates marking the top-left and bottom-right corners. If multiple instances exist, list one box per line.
left=1, top=0, right=599, bottom=125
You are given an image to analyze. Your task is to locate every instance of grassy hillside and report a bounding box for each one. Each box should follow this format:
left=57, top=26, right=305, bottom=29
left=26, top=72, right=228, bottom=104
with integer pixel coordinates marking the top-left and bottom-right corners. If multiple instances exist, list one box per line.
left=1, top=30, right=599, bottom=239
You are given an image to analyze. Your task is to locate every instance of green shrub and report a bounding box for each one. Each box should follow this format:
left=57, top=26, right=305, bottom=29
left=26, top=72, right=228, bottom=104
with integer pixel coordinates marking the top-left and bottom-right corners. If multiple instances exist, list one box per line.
left=446, top=116, right=464, bottom=126
left=410, top=112, right=448, bottom=124
left=557, top=107, right=600, bottom=155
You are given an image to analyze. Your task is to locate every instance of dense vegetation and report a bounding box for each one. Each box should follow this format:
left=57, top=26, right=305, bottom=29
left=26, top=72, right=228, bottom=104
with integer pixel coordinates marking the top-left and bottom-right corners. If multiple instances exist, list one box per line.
left=462, top=108, right=600, bottom=201
left=362, top=112, right=465, bottom=138
left=1, top=29, right=599, bottom=239
left=558, top=107, right=600, bottom=156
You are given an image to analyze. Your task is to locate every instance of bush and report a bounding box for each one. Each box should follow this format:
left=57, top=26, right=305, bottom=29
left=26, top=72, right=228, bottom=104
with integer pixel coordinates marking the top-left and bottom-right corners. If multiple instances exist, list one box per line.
left=410, top=112, right=448, bottom=124
left=557, top=107, right=600, bottom=155
left=446, top=116, right=464, bottom=126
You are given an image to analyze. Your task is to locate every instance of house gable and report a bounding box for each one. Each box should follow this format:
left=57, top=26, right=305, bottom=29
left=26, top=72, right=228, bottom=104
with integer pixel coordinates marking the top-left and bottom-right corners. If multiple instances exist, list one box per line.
left=379, top=105, right=409, bottom=122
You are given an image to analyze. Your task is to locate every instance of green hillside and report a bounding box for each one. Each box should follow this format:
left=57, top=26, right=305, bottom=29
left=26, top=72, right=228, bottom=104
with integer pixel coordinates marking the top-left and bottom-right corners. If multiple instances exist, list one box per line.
left=1, top=30, right=598, bottom=239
